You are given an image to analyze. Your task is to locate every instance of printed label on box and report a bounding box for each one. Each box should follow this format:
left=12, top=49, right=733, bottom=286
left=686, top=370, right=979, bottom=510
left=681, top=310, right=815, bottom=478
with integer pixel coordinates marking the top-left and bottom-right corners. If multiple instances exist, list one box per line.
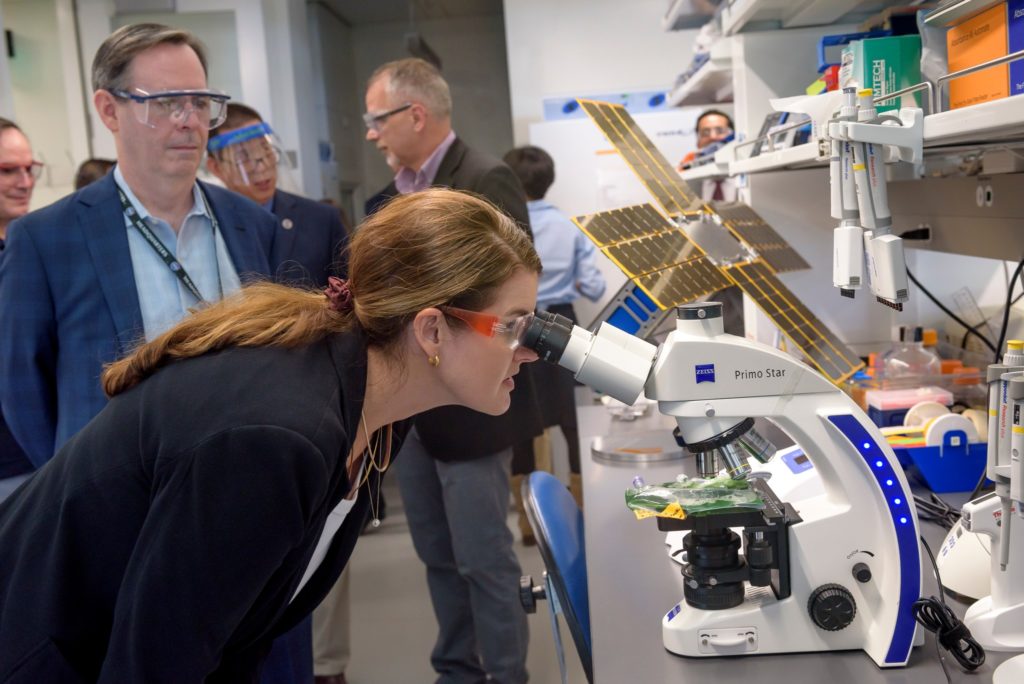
left=1010, top=0, right=1024, bottom=96
left=947, top=4, right=1009, bottom=109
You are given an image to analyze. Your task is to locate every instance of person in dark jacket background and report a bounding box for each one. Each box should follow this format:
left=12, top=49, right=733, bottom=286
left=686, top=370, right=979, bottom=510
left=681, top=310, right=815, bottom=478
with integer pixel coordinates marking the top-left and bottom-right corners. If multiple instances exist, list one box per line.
left=363, top=57, right=542, bottom=683
left=0, top=188, right=541, bottom=683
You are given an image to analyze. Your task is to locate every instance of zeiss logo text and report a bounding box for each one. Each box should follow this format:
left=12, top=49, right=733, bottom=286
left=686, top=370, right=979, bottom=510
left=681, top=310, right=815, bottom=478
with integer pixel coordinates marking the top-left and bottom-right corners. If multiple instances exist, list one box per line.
left=695, top=364, right=716, bottom=384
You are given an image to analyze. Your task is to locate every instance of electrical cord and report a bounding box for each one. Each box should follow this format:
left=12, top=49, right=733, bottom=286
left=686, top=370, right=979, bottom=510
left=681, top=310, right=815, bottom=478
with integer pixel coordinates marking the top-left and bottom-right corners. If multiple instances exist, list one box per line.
left=960, top=291, right=1024, bottom=350
left=968, top=466, right=993, bottom=501
left=913, top=493, right=960, bottom=530
left=905, top=267, right=997, bottom=355
left=913, top=536, right=986, bottom=683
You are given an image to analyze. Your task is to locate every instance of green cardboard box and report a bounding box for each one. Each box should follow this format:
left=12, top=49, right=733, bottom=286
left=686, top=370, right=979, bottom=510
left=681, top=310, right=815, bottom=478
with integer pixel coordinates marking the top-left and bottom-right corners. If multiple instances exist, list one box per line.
left=840, top=35, right=923, bottom=113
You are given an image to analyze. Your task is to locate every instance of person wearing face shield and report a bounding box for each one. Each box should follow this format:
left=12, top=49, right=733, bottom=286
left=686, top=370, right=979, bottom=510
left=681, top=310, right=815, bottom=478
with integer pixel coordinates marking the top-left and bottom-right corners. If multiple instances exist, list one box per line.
left=207, top=103, right=349, bottom=287
left=0, top=24, right=277, bottom=473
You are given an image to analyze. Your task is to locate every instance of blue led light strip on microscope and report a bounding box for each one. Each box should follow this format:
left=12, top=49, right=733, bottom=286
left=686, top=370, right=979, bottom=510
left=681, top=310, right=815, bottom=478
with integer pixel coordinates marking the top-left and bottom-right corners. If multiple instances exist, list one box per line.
left=827, top=414, right=920, bottom=664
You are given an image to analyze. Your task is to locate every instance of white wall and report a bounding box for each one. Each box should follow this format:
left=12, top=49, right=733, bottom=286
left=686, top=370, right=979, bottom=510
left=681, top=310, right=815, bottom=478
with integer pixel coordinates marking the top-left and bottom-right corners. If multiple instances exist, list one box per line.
left=3, top=0, right=87, bottom=207
left=308, top=2, right=362, bottom=216
left=259, top=0, right=320, bottom=199
left=503, top=0, right=698, bottom=145
left=0, top=3, right=12, bottom=116
left=111, top=10, right=243, bottom=104
left=350, top=13, right=514, bottom=207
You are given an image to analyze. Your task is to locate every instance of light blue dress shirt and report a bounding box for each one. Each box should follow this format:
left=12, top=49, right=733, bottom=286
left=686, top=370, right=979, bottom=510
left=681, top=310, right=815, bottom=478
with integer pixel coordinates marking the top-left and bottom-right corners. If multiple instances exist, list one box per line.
left=115, top=167, right=241, bottom=341
left=528, top=199, right=606, bottom=309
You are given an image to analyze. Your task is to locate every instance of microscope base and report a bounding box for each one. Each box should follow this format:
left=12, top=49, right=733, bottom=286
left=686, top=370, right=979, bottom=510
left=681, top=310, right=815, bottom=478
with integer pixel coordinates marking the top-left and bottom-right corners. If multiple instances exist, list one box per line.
left=964, top=596, right=1024, bottom=652
left=994, top=654, right=1024, bottom=684
left=662, top=584, right=921, bottom=667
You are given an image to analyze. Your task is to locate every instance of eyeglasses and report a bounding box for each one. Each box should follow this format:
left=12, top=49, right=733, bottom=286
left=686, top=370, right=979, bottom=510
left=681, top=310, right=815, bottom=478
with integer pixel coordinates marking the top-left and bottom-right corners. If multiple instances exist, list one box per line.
left=697, top=126, right=732, bottom=139
left=110, top=88, right=231, bottom=130
left=0, top=161, right=44, bottom=181
left=362, top=103, right=412, bottom=132
left=441, top=306, right=535, bottom=350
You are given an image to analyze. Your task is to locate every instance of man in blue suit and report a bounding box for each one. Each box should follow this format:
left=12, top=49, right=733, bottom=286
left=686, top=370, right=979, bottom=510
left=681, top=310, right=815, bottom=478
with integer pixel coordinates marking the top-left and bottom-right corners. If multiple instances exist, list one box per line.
left=207, top=103, right=349, bottom=287
left=0, top=23, right=276, bottom=470
left=0, top=118, right=40, bottom=501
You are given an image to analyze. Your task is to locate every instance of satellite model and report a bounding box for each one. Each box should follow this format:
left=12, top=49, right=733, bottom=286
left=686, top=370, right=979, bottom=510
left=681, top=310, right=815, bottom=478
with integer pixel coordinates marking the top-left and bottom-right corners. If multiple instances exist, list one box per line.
left=573, top=99, right=864, bottom=385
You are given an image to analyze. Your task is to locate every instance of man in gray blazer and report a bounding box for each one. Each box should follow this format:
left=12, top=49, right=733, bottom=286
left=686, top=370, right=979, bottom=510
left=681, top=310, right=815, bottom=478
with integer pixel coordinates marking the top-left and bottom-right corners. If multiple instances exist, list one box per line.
left=357, top=58, right=541, bottom=684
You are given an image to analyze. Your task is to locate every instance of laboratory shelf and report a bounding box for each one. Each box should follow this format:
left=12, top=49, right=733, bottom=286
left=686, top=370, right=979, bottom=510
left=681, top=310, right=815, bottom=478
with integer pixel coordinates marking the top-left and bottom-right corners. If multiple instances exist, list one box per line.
left=729, top=141, right=826, bottom=174
left=923, top=97, right=1024, bottom=147
left=679, top=161, right=727, bottom=181
left=721, top=0, right=893, bottom=35
left=922, top=0, right=1005, bottom=27
left=667, top=59, right=733, bottom=107
left=668, top=40, right=734, bottom=107
left=714, top=96, right=1024, bottom=177
left=662, top=0, right=718, bottom=31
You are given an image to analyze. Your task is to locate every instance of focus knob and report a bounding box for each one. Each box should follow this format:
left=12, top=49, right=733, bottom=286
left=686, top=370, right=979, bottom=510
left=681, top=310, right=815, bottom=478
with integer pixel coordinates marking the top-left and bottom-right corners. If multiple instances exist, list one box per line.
left=808, top=583, right=856, bottom=631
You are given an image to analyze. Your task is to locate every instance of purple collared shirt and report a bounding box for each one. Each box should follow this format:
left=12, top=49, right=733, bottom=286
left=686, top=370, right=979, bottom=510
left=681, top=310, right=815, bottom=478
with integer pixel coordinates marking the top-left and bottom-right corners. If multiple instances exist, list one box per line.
left=394, top=131, right=456, bottom=195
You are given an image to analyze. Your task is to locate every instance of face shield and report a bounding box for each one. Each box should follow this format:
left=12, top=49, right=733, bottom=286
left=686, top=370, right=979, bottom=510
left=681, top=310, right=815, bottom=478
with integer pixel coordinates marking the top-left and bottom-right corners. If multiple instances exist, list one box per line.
left=206, top=122, right=298, bottom=203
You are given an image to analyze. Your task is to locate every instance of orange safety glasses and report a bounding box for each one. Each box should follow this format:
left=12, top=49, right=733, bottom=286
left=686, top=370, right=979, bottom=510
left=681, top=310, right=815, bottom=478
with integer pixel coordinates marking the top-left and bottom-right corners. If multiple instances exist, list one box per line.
left=440, top=306, right=534, bottom=350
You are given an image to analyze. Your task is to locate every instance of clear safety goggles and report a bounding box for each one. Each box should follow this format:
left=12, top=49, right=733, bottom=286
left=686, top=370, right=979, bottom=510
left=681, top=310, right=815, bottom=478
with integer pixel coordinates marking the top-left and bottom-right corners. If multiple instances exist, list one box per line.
left=441, top=306, right=535, bottom=350
left=697, top=125, right=732, bottom=139
left=207, top=122, right=291, bottom=186
left=110, top=87, right=231, bottom=130
left=0, top=161, right=44, bottom=182
left=362, top=103, right=412, bottom=133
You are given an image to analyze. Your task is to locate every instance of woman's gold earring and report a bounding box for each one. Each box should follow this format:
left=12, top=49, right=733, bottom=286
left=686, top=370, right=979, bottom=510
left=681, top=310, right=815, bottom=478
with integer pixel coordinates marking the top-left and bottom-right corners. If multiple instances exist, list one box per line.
left=429, top=354, right=441, bottom=368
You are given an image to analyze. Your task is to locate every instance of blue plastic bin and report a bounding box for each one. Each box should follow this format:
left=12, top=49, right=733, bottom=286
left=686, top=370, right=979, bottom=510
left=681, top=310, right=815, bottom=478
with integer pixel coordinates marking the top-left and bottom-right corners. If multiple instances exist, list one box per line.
left=891, top=429, right=986, bottom=493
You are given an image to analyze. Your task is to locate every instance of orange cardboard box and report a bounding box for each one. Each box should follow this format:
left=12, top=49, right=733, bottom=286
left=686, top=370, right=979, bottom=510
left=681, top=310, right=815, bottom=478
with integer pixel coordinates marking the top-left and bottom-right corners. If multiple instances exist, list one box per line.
left=947, top=3, right=1009, bottom=109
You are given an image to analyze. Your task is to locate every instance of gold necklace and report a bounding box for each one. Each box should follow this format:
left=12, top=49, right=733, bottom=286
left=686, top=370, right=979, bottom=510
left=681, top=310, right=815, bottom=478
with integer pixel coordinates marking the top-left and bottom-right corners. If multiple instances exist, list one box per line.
left=359, top=410, right=393, bottom=528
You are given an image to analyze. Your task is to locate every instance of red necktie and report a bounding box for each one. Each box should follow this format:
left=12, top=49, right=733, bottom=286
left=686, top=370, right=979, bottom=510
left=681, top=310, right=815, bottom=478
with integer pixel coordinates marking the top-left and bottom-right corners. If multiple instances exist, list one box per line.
left=712, top=180, right=725, bottom=201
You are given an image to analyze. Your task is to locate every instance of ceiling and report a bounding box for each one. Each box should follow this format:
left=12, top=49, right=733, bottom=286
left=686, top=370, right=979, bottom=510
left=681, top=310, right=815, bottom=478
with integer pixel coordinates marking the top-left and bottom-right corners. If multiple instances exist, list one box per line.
left=315, top=0, right=504, bottom=26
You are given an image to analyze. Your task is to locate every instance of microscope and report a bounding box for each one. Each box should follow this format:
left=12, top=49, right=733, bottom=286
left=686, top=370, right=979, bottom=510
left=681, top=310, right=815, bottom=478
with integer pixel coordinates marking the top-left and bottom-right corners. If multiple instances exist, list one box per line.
left=956, top=362, right=1024, bottom=682
left=521, top=302, right=923, bottom=667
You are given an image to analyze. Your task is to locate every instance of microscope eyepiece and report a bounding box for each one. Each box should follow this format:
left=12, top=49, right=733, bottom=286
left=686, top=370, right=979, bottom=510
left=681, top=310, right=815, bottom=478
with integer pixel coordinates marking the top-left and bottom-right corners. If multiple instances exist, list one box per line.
left=520, top=310, right=574, bottom=364
left=519, top=311, right=658, bottom=406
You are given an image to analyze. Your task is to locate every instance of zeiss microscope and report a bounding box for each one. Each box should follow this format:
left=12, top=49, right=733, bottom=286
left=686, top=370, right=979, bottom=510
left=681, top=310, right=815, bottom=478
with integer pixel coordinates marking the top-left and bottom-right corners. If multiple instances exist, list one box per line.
left=521, top=302, right=923, bottom=667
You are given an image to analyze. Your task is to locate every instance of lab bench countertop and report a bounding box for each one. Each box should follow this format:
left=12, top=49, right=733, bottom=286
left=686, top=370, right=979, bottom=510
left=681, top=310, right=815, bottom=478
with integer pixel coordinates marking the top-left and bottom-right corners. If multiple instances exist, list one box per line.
left=576, top=403, right=1010, bottom=683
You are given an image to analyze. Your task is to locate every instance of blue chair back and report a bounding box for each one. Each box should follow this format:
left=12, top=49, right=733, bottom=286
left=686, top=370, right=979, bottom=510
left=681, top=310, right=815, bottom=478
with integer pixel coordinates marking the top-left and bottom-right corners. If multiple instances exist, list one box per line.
left=523, top=471, right=592, bottom=682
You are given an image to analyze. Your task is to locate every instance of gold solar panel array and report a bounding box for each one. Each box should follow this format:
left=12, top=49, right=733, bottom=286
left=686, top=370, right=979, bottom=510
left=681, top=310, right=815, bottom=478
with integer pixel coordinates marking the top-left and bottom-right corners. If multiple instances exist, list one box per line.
left=573, top=204, right=732, bottom=310
left=711, top=202, right=810, bottom=273
left=577, top=99, right=861, bottom=383
left=723, top=261, right=864, bottom=383
left=577, top=99, right=704, bottom=218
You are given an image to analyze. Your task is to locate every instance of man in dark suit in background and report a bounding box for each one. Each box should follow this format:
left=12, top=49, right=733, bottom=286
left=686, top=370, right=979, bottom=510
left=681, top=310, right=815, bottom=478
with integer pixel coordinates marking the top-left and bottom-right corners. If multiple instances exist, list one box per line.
left=360, top=57, right=541, bottom=684
left=0, top=23, right=275, bottom=470
left=208, top=103, right=349, bottom=287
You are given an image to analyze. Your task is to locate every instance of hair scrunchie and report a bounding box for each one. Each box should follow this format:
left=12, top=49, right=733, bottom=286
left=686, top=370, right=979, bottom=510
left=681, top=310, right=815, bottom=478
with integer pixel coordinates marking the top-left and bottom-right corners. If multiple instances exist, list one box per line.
left=324, top=276, right=354, bottom=313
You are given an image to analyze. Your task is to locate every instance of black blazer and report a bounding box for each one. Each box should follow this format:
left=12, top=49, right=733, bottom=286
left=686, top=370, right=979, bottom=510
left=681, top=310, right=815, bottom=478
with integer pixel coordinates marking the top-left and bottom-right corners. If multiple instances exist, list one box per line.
left=412, top=137, right=545, bottom=461
left=269, top=190, right=350, bottom=288
left=0, top=331, right=408, bottom=683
